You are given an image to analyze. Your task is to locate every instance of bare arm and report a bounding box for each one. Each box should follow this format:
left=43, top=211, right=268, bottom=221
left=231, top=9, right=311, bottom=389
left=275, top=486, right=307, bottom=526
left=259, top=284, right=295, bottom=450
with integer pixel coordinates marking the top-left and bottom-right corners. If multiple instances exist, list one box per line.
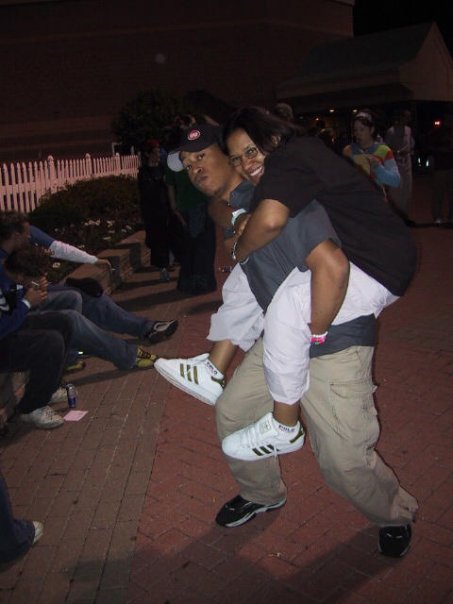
left=167, top=184, right=186, bottom=226
left=208, top=195, right=235, bottom=229
left=305, top=239, right=350, bottom=335
left=233, top=199, right=289, bottom=262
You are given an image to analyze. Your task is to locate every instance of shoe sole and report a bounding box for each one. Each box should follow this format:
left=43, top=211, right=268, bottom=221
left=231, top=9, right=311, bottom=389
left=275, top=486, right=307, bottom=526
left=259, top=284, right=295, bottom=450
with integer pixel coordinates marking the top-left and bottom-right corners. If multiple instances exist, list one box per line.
left=20, top=419, right=64, bottom=430
left=154, top=361, right=218, bottom=405
left=219, top=499, right=287, bottom=528
left=223, top=434, right=305, bottom=461
left=378, top=543, right=411, bottom=558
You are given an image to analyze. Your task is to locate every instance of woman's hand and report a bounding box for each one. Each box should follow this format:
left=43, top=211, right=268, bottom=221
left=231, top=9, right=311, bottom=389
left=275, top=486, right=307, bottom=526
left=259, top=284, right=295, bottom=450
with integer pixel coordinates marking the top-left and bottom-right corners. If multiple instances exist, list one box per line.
left=234, top=213, right=250, bottom=237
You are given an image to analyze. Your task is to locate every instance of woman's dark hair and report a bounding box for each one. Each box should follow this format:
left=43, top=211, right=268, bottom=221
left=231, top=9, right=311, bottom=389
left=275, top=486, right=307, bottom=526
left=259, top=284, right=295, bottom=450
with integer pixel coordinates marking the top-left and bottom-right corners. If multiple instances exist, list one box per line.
left=223, top=106, right=304, bottom=154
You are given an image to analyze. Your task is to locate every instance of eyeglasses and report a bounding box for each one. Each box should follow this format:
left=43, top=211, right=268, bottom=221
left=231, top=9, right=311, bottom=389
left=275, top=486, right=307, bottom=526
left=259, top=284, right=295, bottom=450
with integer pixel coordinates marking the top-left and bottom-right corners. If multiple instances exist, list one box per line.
left=229, top=146, right=259, bottom=167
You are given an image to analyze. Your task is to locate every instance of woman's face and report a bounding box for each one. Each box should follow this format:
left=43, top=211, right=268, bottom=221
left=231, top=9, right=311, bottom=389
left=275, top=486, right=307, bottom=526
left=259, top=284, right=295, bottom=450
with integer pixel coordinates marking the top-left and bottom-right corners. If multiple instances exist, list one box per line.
left=353, top=120, right=375, bottom=149
left=226, top=129, right=267, bottom=185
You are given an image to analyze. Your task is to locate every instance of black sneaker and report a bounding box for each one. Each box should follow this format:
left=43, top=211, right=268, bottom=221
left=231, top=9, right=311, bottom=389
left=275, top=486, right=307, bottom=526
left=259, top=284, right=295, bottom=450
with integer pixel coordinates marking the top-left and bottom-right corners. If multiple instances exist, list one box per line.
left=378, top=524, right=412, bottom=558
left=215, top=494, right=286, bottom=528
left=145, top=320, right=178, bottom=344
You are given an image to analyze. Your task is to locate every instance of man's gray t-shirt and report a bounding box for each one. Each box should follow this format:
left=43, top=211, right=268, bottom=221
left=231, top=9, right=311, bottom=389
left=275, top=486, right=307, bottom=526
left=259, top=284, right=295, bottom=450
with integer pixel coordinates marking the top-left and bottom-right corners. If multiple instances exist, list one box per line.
left=241, top=199, right=340, bottom=312
left=226, top=181, right=376, bottom=356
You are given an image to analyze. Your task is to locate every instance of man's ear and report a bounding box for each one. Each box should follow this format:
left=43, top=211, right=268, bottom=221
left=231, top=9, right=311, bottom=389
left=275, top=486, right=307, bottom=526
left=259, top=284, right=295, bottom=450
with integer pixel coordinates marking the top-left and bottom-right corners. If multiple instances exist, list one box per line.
left=271, top=135, right=281, bottom=148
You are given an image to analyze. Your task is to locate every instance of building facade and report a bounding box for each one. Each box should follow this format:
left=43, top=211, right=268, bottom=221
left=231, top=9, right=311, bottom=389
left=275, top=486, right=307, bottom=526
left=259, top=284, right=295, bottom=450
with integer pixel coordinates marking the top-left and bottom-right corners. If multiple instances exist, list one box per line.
left=0, top=0, right=354, bottom=160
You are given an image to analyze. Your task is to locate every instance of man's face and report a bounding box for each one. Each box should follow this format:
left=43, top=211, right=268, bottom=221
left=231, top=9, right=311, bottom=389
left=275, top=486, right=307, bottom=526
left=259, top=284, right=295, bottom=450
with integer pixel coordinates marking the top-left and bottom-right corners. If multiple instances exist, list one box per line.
left=181, top=144, right=239, bottom=197
left=11, top=222, right=31, bottom=251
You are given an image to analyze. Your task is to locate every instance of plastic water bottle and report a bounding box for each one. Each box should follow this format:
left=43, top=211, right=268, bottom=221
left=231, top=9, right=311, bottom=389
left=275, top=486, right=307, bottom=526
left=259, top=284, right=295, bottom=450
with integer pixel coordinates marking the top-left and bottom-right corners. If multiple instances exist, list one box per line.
left=66, top=384, right=77, bottom=408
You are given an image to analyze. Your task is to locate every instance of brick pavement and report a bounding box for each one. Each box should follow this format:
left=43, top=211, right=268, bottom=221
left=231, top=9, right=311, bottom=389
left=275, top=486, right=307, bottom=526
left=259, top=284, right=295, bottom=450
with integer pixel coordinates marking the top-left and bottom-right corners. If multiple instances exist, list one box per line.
left=1, top=175, right=452, bottom=603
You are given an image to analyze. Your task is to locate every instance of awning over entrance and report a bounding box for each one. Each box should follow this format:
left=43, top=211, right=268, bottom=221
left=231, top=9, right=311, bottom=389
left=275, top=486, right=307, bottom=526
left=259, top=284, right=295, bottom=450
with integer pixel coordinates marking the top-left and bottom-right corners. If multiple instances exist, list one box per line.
left=276, top=22, right=453, bottom=112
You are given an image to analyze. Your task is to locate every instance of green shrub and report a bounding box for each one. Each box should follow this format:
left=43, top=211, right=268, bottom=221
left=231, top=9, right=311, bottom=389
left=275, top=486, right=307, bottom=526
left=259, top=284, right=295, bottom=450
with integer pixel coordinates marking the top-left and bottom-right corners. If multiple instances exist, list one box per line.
left=30, top=175, right=143, bottom=281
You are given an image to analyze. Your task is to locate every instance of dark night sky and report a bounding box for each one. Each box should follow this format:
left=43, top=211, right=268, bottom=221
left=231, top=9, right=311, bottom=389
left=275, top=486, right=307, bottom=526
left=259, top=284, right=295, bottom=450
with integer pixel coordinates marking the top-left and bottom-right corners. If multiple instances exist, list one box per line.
left=353, top=0, right=453, bottom=55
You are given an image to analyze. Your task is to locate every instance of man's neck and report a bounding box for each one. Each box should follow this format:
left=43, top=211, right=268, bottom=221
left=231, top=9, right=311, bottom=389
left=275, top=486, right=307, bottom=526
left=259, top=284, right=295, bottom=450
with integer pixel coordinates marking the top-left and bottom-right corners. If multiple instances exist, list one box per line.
left=215, top=172, right=244, bottom=201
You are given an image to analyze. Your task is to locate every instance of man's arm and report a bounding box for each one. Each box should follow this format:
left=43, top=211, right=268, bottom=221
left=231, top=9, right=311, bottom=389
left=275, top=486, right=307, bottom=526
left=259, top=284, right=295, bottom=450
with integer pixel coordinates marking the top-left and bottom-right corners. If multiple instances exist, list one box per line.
left=233, top=199, right=289, bottom=262
left=30, top=225, right=111, bottom=269
left=305, top=239, right=350, bottom=335
left=0, top=285, right=47, bottom=340
left=166, top=184, right=186, bottom=227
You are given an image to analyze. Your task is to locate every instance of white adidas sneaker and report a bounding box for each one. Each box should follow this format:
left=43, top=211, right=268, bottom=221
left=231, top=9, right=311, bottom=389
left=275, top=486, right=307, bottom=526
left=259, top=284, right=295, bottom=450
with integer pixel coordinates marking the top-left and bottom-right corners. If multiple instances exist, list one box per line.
left=222, top=412, right=305, bottom=461
left=154, top=353, right=224, bottom=405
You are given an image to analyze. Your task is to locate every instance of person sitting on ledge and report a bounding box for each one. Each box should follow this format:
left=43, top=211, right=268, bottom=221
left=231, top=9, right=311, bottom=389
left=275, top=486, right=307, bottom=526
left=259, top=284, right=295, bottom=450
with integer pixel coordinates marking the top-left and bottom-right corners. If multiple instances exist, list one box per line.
left=0, top=212, right=178, bottom=372
left=2, top=245, right=157, bottom=430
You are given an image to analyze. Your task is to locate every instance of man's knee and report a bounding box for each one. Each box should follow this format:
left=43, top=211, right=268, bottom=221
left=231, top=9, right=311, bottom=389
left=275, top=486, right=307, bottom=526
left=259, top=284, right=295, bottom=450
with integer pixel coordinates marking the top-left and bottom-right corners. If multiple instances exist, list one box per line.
left=49, top=289, right=83, bottom=312
left=46, top=312, right=74, bottom=344
left=31, top=329, right=67, bottom=359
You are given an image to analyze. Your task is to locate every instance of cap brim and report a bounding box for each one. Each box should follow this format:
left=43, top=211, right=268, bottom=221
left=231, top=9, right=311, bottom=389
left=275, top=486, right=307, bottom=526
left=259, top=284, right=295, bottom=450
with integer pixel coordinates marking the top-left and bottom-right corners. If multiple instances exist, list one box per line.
left=167, top=151, right=184, bottom=172
left=167, top=134, right=219, bottom=172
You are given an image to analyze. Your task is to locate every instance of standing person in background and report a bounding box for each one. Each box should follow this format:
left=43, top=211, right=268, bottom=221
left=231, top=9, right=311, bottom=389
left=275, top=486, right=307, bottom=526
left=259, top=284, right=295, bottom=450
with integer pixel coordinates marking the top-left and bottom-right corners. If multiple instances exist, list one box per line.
left=343, top=109, right=400, bottom=196
left=0, top=470, right=43, bottom=563
left=385, top=109, right=415, bottom=222
left=426, top=109, right=453, bottom=227
left=166, top=128, right=217, bottom=296
left=138, top=139, right=181, bottom=282
left=272, top=102, right=295, bottom=123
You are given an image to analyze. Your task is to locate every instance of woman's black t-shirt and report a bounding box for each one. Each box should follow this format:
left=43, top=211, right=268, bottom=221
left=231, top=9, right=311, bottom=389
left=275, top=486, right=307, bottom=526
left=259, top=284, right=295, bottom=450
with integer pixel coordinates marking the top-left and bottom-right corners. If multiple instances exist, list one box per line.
left=252, top=137, right=417, bottom=296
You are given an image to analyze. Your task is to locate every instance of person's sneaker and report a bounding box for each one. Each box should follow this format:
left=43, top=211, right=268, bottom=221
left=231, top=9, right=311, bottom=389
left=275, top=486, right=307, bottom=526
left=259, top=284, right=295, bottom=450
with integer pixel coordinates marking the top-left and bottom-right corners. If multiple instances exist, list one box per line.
left=378, top=524, right=412, bottom=558
left=144, top=320, right=179, bottom=344
left=222, top=412, right=305, bottom=461
left=32, top=521, right=44, bottom=544
left=134, top=348, right=158, bottom=369
left=216, top=494, right=286, bottom=528
left=20, top=406, right=64, bottom=429
left=64, top=359, right=86, bottom=373
left=160, top=268, right=171, bottom=282
left=48, top=387, right=67, bottom=405
left=154, top=354, right=224, bottom=405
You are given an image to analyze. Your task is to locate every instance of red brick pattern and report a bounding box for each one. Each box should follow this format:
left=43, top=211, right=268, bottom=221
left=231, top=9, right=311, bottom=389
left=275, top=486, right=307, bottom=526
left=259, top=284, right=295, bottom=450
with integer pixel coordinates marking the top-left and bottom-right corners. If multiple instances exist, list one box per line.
left=1, top=176, right=452, bottom=603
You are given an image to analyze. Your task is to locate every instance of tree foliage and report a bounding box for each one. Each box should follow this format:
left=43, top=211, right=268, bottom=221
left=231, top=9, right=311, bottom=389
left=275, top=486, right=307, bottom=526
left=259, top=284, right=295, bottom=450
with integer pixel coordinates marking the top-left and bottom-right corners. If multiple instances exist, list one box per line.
left=112, top=89, right=196, bottom=152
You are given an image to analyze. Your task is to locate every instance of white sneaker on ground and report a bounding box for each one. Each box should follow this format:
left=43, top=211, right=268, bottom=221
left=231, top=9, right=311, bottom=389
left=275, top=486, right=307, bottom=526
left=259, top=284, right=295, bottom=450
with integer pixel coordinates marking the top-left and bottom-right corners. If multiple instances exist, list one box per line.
left=32, top=521, right=44, bottom=544
left=48, top=387, right=67, bottom=405
left=222, top=412, right=305, bottom=461
left=20, top=406, right=64, bottom=429
left=154, top=353, right=224, bottom=405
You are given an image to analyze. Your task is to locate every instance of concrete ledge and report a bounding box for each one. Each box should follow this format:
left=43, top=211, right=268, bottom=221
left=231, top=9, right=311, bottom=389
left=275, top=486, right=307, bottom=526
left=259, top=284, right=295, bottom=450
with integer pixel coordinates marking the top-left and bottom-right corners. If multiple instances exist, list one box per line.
left=0, top=230, right=150, bottom=428
left=64, top=230, right=150, bottom=294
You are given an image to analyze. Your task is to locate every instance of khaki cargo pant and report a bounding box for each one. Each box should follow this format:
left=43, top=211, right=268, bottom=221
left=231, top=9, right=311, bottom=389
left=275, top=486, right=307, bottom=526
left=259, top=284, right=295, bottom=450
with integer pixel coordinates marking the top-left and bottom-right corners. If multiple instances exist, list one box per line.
left=216, top=338, right=418, bottom=526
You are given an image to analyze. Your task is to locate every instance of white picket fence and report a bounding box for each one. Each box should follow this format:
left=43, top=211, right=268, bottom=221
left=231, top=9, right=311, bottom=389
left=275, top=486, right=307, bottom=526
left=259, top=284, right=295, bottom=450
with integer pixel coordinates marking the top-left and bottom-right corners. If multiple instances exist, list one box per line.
left=0, top=153, right=140, bottom=214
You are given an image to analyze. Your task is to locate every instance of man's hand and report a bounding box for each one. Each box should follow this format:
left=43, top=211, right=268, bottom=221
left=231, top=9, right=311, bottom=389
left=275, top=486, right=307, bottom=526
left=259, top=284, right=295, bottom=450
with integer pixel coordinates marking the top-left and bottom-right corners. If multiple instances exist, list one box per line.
left=233, top=213, right=250, bottom=237
left=95, top=258, right=113, bottom=272
left=24, top=285, right=48, bottom=307
left=29, top=276, right=48, bottom=291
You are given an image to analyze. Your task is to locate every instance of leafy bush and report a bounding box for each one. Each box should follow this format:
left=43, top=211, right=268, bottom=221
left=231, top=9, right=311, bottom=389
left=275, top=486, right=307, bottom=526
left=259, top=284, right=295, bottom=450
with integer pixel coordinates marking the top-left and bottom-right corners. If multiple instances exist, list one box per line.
left=112, top=88, right=197, bottom=152
left=30, top=175, right=143, bottom=281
